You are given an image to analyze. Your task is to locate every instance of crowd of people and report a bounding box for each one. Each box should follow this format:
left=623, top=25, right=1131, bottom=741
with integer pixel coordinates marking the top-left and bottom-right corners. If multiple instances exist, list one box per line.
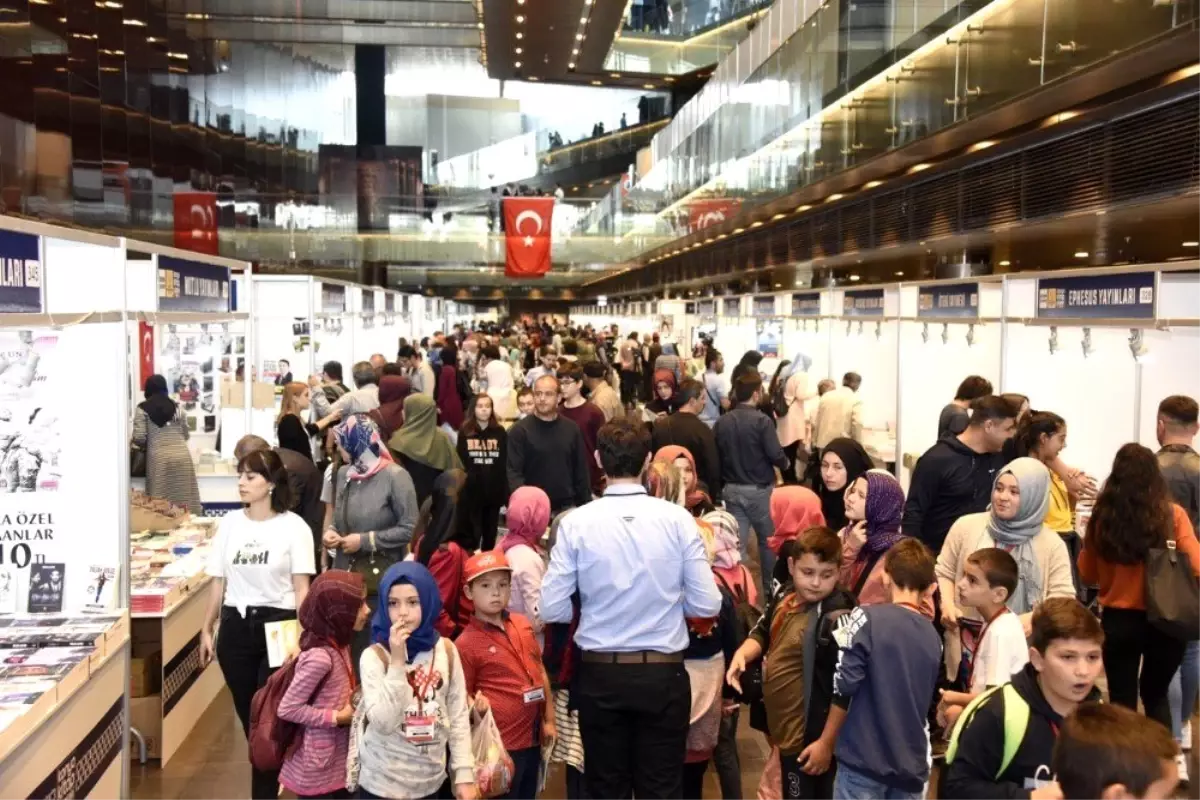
left=140, top=318, right=1200, bottom=800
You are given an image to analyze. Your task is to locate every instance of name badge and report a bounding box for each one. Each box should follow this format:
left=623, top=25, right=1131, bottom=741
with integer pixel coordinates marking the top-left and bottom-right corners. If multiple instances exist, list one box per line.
left=404, top=713, right=437, bottom=743
left=523, top=686, right=546, bottom=704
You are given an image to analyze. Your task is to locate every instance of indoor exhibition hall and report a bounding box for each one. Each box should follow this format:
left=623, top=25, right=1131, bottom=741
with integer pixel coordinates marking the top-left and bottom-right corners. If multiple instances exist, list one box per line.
left=0, top=0, right=1197, bottom=799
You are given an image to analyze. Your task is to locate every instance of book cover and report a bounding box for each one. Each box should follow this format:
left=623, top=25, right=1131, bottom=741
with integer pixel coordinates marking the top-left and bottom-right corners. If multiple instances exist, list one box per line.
left=0, top=568, right=16, bottom=614
left=26, top=564, right=65, bottom=614
left=264, top=619, right=301, bottom=668
left=83, top=565, right=118, bottom=611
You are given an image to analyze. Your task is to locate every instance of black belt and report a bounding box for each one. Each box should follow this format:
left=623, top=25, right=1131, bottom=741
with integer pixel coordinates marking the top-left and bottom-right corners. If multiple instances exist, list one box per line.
left=581, top=650, right=685, bottom=664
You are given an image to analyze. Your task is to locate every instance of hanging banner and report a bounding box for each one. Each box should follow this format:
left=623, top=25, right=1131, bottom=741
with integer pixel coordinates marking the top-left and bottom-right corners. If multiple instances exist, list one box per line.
left=0, top=231, right=44, bottom=314
left=1036, top=272, right=1155, bottom=319
left=688, top=198, right=741, bottom=234
left=503, top=197, right=554, bottom=278
left=918, top=283, right=979, bottom=318
left=171, top=191, right=219, bottom=256
left=157, top=256, right=231, bottom=313
left=321, top=284, right=346, bottom=314
left=842, top=289, right=885, bottom=317
left=137, top=322, right=154, bottom=390
left=756, top=318, right=782, bottom=356
left=752, top=295, right=777, bottom=317
left=791, top=293, right=820, bottom=317
left=722, top=298, right=741, bottom=317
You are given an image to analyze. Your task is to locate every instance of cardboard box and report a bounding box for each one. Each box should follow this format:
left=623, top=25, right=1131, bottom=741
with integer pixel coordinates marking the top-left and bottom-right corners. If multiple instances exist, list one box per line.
left=130, top=646, right=162, bottom=698
left=129, top=695, right=162, bottom=759
left=222, top=380, right=276, bottom=410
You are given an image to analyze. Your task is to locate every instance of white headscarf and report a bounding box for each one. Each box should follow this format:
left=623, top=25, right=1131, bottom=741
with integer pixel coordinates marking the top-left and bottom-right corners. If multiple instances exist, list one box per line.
left=485, top=359, right=517, bottom=421
left=986, top=457, right=1052, bottom=615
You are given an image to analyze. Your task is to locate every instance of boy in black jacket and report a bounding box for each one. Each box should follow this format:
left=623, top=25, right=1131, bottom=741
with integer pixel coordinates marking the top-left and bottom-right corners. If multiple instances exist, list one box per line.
left=941, top=597, right=1105, bottom=800
left=726, top=527, right=855, bottom=799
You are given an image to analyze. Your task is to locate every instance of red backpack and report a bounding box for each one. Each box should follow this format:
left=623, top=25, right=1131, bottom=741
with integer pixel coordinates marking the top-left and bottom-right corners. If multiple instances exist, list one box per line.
left=248, top=649, right=333, bottom=772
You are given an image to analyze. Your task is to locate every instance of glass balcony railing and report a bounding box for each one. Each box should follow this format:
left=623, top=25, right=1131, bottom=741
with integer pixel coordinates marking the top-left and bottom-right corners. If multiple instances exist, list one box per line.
left=592, top=0, right=1199, bottom=252
left=620, top=0, right=772, bottom=40
left=607, top=0, right=772, bottom=75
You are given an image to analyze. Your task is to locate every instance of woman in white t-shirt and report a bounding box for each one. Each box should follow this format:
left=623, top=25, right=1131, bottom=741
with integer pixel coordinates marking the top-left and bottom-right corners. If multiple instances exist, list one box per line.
left=199, top=448, right=316, bottom=800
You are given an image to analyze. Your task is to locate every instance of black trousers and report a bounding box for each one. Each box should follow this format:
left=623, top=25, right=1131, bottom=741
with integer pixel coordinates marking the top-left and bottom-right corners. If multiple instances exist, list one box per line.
left=1102, top=607, right=1186, bottom=729
left=215, top=605, right=297, bottom=800
left=577, top=660, right=691, bottom=799
left=463, top=499, right=503, bottom=552
left=682, top=760, right=708, bottom=799
left=781, top=749, right=836, bottom=799
left=619, top=370, right=641, bottom=406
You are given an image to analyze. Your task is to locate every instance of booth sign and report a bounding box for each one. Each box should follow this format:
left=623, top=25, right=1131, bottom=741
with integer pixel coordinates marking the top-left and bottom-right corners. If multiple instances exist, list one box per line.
left=0, top=230, right=43, bottom=313
left=843, top=289, right=885, bottom=317
left=157, top=256, right=230, bottom=313
left=1036, top=273, right=1155, bottom=319
left=722, top=298, right=740, bottom=317
left=791, top=293, right=820, bottom=317
left=322, top=284, right=347, bottom=314
left=918, top=284, right=979, bottom=318
left=752, top=295, right=776, bottom=317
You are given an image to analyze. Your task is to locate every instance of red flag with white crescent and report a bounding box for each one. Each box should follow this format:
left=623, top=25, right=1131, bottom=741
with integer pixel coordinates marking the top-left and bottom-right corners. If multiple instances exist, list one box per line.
left=503, top=197, right=555, bottom=278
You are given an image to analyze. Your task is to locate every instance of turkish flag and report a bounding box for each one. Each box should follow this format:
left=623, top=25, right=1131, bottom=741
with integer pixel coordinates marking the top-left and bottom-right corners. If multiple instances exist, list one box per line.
left=138, top=322, right=155, bottom=390
left=503, top=197, right=555, bottom=278
left=172, top=191, right=219, bottom=255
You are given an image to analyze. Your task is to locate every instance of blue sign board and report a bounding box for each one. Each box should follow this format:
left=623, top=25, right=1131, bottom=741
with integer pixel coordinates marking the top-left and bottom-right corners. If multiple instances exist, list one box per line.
left=722, top=298, right=741, bottom=317
left=1036, top=272, right=1156, bottom=319
left=791, top=292, right=820, bottom=317
left=918, top=283, right=979, bottom=318
left=157, top=256, right=230, bottom=313
left=384, top=294, right=395, bottom=313
left=697, top=299, right=716, bottom=316
left=752, top=295, right=776, bottom=317
left=0, top=231, right=43, bottom=313
left=361, top=289, right=375, bottom=315
left=843, top=289, right=885, bottom=317
left=321, top=284, right=346, bottom=314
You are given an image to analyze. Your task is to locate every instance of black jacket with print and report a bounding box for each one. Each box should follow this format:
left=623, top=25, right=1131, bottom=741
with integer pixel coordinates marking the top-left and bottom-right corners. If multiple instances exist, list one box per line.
left=456, top=423, right=508, bottom=505
left=940, top=662, right=1103, bottom=799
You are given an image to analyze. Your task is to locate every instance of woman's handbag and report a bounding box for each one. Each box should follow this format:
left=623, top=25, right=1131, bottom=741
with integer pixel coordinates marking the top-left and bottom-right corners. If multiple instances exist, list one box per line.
left=130, top=446, right=147, bottom=478
left=1146, top=537, right=1200, bottom=641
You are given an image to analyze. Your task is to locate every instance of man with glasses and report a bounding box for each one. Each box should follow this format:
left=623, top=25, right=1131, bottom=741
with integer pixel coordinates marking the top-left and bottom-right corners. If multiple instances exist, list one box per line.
left=558, top=362, right=607, bottom=498
left=507, top=374, right=593, bottom=514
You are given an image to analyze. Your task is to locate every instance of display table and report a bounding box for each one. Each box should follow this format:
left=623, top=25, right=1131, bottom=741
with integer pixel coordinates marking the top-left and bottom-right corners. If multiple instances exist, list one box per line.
left=0, top=613, right=131, bottom=799
left=132, top=471, right=241, bottom=516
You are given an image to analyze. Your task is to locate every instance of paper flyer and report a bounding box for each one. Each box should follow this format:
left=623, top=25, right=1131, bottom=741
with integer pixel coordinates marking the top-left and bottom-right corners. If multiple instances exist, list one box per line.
left=264, top=619, right=301, bottom=667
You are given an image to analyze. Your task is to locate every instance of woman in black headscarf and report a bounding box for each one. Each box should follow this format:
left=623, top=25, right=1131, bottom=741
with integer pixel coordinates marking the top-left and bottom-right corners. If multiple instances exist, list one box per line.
left=815, top=437, right=873, bottom=532
left=730, top=350, right=764, bottom=384
left=131, top=375, right=202, bottom=513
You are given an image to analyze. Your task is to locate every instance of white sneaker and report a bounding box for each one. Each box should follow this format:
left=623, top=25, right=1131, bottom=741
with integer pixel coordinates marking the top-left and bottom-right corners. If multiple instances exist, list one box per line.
left=1177, top=752, right=1190, bottom=785
left=1184, top=722, right=1193, bottom=752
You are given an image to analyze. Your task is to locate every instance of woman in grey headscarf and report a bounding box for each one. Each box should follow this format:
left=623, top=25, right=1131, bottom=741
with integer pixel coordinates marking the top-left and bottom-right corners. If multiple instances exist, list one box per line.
left=935, top=458, right=1077, bottom=666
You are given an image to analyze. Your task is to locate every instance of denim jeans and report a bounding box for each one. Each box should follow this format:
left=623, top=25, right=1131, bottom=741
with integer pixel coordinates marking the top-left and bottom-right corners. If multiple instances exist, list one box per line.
left=1169, top=639, right=1200, bottom=740
left=723, top=483, right=776, bottom=589
left=832, top=764, right=925, bottom=800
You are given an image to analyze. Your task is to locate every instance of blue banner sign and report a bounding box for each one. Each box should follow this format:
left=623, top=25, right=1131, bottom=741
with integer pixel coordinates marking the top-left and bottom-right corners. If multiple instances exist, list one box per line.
left=0, top=231, right=43, bottom=313
left=752, top=295, right=776, bottom=317
left=321, top=284, right=346, bottom=314
left=157, top=256, right=230, bottom=313
left=722, top=298, right=741, bottom=317
left=697, top=299, right=716, bottom=316
left=1036, top=272, right=1155, bottom=319
left=843, top=289, right=885, bottom=317
left=361, top=289, right=375, bottom=315
left=918, top=283, right=979, bottom=318
left=791, top=293, right=820, bottom=317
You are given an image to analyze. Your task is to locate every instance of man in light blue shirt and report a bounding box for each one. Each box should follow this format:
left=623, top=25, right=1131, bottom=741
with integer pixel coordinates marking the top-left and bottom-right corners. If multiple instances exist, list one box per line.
left=541, top=417, right=721, bottom=799
left=700, top=348, right=729, bottom=427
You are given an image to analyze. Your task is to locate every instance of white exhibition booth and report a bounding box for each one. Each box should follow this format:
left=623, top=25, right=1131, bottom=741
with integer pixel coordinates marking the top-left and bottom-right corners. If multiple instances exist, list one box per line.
left=573, top=262, right=1200, bottom=487
left=0, top=217, right=132, bottom=798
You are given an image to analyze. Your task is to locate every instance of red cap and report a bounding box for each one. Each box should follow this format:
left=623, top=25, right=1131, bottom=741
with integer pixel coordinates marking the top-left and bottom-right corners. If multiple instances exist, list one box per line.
left=463, top=550, right=512, bottom=584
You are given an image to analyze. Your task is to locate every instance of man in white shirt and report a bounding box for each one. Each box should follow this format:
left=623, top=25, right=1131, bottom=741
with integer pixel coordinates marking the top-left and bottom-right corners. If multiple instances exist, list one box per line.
left=699, top=349, right=730, bottom=428
left=524, top=345, right=559, bottom=388
left=398, top=344, right=436, bottom=397
left=330, top=361, right=381, bottom=416
left=813, top=371, right=865, bottom=448
left=542, top=417, right=721, bottom=799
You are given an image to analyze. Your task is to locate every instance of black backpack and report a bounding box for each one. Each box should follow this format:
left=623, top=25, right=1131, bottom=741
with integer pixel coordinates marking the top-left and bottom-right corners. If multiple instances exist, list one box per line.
left=770, top=361, right=793, bottom=418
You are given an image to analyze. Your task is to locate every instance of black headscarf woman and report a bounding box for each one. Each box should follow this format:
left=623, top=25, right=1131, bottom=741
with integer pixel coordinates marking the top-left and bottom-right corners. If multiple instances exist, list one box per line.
left=815, top=437, right=874, bottom=531
left=730, top=350, right=764, bottom=384
left=412, top=469, right=468, bottom=566
left=140, top=375, right=177, bottom=427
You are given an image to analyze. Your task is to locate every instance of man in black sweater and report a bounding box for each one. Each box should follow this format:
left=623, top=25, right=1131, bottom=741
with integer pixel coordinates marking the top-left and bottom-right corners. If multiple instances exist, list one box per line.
left=902, top=395, right=1018, bottom=555
left=507, top=374, right=593, bottom=514
left=652, top=378, right=722, bottom=502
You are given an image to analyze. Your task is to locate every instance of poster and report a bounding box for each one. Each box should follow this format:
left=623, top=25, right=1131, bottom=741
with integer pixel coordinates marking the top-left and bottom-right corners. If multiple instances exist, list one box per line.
left=756, top=318, right=782, bottom=357
left=0, top=231, right=44, bottom=314
left=0, top=331, right=61, bottom=493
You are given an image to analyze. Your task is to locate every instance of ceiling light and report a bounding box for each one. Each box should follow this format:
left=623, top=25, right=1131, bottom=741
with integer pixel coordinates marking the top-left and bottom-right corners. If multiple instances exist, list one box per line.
left=516, top=15, right=524, bottom=22
left=567, top=62, right=575, bottom=69
left=514, top=61, right=521, bottom=68
left=749, top=221, right=763, bottom=228
left=580, top=16, right=587, bottom=23
left=908, top=162, right=932, bottom=173
left=774, top=283, right=782, bottom=288
left=591, top=80, right=602, bottom=85
left=732, top=227, right=745, bottom=235
left=863, top=180, right=883, bottom=189
left=716, top=234, right=727, bottom=240
left=795, top=204, right=812, bottom=213
left=572, top=48, right=579, bottom=55
left=772, top=213, right=785, bottom=221
left=1074, top=251, right=1089, bottom=259
left=528, top=76, right=539, bottom=81
left=849, top=275, right=861, bottom=282
left=575, top=32, right=584, bottom=40
left=643, top=84, right=655, bottom=89
left=477, top=21, right=484, bottom=28
left=999, top=260, right=1011, bottom=266
left=30, top=0, right=52, bottom=4
left=610, top=73, right=621, bottom=78
left=969, top=139, right=998, bottom=153
left=515, top=31, right=522, bottom=38
left=894, top=271, right=905, bottom=277
left=1183, top=241, right=1199, bottom=247
left=825, top=193, right=844, bottom=202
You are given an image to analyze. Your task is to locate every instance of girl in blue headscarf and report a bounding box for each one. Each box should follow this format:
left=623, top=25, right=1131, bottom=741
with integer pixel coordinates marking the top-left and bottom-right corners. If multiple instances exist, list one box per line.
left=356, top=562, right=478, bottom=800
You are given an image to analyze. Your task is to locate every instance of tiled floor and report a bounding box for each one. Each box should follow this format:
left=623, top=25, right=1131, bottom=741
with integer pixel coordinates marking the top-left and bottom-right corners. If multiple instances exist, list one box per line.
left=130, top=688, right=772, bottom=800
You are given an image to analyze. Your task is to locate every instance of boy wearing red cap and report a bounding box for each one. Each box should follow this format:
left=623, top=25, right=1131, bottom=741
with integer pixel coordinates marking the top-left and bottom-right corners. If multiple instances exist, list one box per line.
left=456, top=551, right=556, bottom=799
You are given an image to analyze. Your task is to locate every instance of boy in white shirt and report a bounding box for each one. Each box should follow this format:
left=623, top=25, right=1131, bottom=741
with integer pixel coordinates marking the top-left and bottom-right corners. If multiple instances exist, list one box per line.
left=939, top=547, right=1029, bottom=729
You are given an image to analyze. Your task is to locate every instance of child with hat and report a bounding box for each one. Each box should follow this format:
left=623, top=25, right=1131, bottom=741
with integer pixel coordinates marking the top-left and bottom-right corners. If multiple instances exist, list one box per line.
left=456, top=551, right=556, bottom=800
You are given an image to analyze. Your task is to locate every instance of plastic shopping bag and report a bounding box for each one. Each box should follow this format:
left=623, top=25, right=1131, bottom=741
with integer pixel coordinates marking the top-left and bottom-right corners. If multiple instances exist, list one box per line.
left=757, top=745, right=782, bottom=800
left=471, top=708, right=515, bottom=799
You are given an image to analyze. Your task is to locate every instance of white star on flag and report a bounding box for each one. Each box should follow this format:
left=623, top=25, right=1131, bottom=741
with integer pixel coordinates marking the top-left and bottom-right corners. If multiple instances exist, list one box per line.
left=523, top=236, right=534, bottom=246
